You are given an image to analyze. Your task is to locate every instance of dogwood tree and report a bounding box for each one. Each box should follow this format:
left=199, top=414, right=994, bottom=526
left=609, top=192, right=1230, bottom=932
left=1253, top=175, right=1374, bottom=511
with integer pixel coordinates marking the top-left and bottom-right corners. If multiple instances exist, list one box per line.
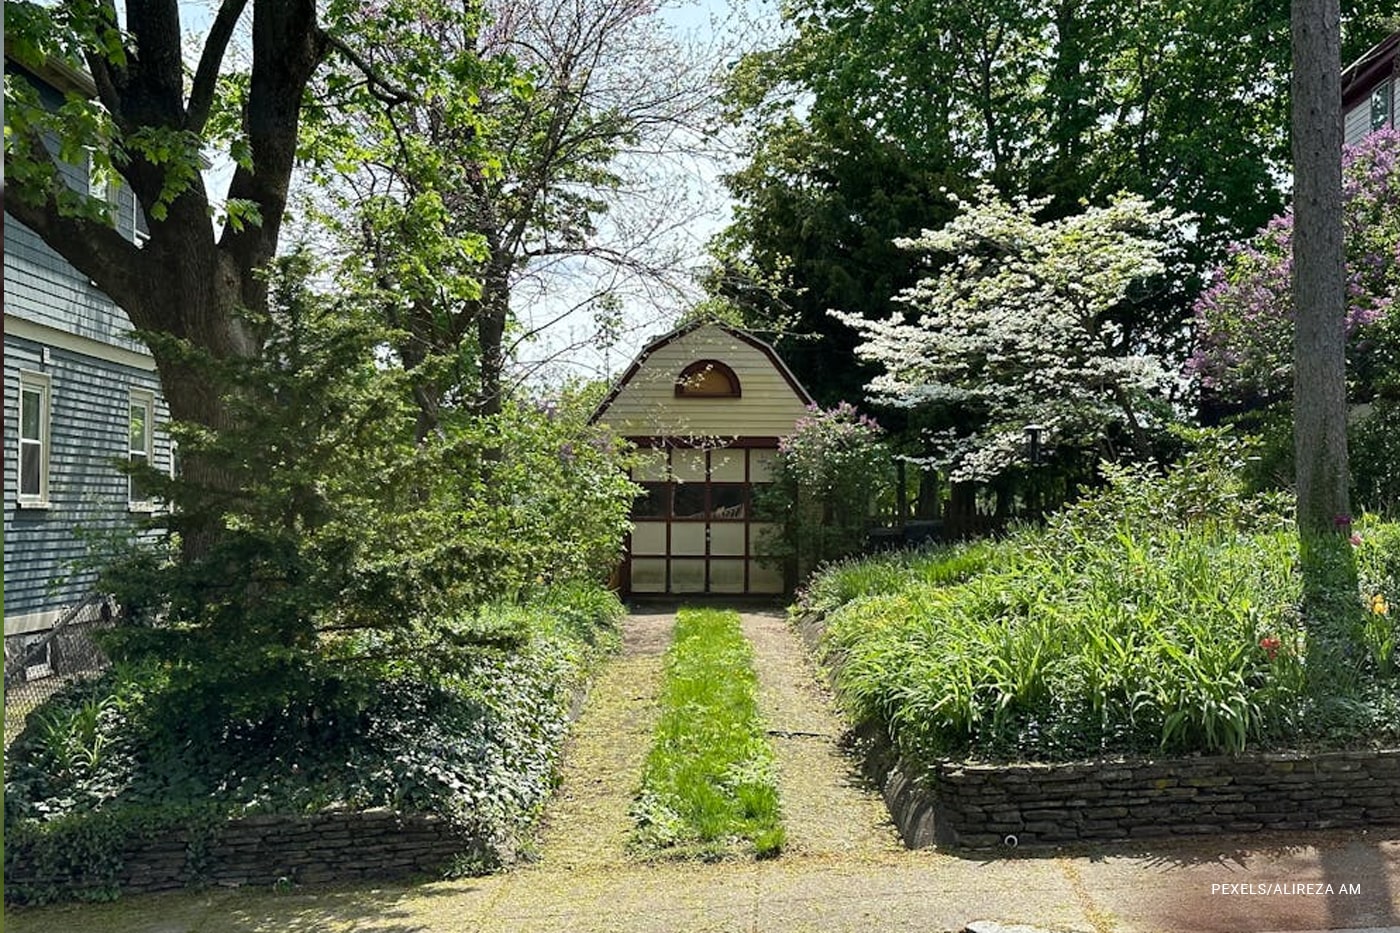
left=833, top=188, right=1178, bottom=481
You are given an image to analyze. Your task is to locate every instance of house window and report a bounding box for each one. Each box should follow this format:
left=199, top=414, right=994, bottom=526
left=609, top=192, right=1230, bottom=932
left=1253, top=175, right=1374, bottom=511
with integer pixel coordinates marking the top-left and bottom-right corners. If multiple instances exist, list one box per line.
left=18, top=371, right=51, bottom=507
left=86, top=148, right=120, bottom=213
left=128, top=390, right=155, bottom=508
left=1373, top=81, right=1394, bottom=131
left=675, top=360, right=741, bottom=398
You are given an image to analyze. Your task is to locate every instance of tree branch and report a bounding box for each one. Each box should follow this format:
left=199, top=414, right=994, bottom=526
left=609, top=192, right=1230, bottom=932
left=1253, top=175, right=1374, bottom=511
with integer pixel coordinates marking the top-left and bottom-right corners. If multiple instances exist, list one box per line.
left=320, top=31, right=417, bottom=106
left=83, top=0, right=127, bottom=121
left=186, top=0, right=251, bottom=134
left=4, top=137, right=159, bottom=330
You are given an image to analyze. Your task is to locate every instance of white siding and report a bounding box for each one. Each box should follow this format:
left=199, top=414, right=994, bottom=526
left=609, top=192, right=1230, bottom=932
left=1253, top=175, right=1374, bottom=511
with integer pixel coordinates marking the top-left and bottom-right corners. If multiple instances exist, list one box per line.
left=598, top=324, right=809, bottom=438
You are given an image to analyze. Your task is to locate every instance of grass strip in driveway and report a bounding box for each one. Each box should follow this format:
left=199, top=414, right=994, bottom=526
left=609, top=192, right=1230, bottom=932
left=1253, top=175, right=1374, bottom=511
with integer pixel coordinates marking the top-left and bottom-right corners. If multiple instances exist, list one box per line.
left=632, top=607, right=785, bottom=859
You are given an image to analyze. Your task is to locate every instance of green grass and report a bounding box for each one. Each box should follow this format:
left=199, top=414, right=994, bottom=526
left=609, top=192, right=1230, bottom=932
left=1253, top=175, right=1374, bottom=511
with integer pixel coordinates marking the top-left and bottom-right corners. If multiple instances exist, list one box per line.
left=799, top=465, right=1400, bottom=766
left=632, top=608, right=784, bottom=859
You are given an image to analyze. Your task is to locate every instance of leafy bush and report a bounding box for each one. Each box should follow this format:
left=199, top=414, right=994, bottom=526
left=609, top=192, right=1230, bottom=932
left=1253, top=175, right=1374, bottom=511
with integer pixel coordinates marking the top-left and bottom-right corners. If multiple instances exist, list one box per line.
left=802, top=450, right=1400, bottom=765
left=633, top=608, right=784, bottom=858
left=93, top=253, right=636, bottom=724
left=4, top=588, right=625, bottom=903
left=756, top=402, right=891, bottom=586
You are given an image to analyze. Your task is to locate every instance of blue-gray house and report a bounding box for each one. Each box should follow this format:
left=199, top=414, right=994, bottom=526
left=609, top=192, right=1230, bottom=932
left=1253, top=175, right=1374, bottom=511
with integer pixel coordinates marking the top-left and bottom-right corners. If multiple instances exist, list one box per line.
left=4, top=54, right=173, bottom=668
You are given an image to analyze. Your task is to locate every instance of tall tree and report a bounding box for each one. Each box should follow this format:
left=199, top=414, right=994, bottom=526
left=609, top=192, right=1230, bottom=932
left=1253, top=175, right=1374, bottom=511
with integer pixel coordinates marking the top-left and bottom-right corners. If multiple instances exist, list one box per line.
left=316, top=0, right=717, bottom=432
left=713, top=0, right=1392, bottom=405
left=1291, top=0, right=1357, bottom=681
left=3, top=0, right=443, bottom=553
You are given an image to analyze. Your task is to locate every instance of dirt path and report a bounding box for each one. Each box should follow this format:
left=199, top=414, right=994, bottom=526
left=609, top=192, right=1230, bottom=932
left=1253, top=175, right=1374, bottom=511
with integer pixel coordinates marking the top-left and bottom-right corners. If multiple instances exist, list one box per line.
left=739, top=610, right=904, bottom=859
left=10, top=609, right=1400, bottom=933
left=526, top=610, right=673, bottom=870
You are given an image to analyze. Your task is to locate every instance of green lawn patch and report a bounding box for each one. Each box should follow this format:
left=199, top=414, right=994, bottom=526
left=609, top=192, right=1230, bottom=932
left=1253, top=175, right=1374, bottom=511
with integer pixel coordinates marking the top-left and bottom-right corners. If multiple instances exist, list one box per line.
left=632, top=608, right=784, bottom=859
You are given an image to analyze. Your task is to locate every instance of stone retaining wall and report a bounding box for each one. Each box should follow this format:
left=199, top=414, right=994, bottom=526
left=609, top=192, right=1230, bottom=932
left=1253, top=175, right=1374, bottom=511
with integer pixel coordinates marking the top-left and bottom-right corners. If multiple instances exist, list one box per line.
left=793, top=608, right=1400, bottom=852
left=884, top=749, right=1400, bottom=851
left=5, top=808, right=485, bottom=900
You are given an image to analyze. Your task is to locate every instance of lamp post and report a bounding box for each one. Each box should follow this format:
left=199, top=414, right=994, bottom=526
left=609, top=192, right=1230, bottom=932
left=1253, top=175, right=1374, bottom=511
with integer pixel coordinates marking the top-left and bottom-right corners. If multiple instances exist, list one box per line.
left=1024, top=423, right=1044, bottom=465
left=1024, top=423, right=1044, bottom=518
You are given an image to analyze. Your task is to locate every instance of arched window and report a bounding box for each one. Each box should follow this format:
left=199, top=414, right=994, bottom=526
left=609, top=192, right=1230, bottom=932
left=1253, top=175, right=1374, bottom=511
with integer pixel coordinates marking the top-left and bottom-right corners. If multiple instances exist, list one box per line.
left=675, top=360, right=741, bottom=398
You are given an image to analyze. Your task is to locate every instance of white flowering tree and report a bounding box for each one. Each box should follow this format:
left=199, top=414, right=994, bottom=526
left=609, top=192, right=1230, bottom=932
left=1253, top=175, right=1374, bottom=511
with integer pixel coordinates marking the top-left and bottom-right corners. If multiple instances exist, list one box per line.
left=832, top=188, right=1179, bottom=482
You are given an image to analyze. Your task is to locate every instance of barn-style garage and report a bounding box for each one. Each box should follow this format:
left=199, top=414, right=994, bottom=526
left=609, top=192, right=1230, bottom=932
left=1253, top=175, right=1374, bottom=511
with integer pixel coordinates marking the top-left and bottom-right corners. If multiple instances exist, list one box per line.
left=591, top=321, right=814, bottom=595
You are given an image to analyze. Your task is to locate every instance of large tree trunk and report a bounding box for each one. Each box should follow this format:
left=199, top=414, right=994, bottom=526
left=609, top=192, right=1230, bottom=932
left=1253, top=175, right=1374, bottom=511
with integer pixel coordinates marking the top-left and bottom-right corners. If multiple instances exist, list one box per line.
left=5, top=1, right=327, bottom=561
left=1290, top=0, right=1356, bottom=688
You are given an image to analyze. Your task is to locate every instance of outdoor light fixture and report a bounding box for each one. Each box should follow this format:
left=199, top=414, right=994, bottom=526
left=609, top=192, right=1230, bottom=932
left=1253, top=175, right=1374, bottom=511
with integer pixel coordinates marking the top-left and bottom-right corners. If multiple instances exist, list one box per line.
left=1023, top=423, right=1045, bottom=466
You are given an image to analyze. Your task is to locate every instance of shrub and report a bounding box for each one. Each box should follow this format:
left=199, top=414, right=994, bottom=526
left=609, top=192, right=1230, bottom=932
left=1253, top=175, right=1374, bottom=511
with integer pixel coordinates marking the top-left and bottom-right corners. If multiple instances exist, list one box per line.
left=4, top=587, right=624, bottom=903
left=757, top=403, right=891, bottom=586
left=805, top=453, right=1399, bottom=765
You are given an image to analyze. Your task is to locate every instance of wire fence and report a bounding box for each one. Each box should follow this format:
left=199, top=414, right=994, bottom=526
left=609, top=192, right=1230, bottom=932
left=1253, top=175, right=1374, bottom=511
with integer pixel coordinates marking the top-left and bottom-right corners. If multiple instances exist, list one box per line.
left=3, top=593, right=117, bottom=748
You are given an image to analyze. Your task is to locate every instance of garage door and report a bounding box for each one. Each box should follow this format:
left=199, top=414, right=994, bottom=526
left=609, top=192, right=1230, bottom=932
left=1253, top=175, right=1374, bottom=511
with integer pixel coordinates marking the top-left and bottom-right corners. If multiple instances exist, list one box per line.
left=626, top=445, right=785, bottom=595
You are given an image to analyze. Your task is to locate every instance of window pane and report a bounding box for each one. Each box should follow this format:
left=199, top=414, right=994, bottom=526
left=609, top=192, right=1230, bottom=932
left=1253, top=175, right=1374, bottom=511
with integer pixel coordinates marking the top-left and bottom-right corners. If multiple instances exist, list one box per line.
left=671, top=523, right=705, bottom=556
left=632, top=482, right=669, bottom=518
left=631, top=449, right=669, bottom=482
left=710, top=559, right=746, bottom=594
left=750, top=449, right=780, bottom=483
left=20, top=442, right=41, bottom=496
left=749, top=560, right=785, bottom=594
left=670, top=559, right=705, bottom=593
left=21, top=389, right=42, bottom=441
left=672, top=449, right=706, bottom=482
left=710, top=523, right=745, bottom=556
left=631, top=521, right=666, bottom=555
left=673, top=483, right=706, bottom=519
left=709, top=449, right=745, bottom=482
left=129, top=403, right=148, bottom=451
left=710, top=484, right=746, bottom=520
left=630, top=558, right=666, bottom=593
left=130, top=451, right=150, bottom=502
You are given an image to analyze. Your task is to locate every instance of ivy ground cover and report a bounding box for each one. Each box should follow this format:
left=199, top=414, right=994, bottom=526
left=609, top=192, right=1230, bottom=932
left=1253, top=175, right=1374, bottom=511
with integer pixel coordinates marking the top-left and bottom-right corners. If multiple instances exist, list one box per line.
left=632, top=608, right=785, bottom=858
left=3, top=585, right=624, bottom=904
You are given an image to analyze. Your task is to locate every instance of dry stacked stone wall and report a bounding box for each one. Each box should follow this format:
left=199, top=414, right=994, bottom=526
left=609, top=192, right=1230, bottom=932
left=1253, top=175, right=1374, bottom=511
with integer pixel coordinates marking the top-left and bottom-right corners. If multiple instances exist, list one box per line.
left=883, top=748, right=1400, bottom=851
left=5, top=808, right=485, bottom=900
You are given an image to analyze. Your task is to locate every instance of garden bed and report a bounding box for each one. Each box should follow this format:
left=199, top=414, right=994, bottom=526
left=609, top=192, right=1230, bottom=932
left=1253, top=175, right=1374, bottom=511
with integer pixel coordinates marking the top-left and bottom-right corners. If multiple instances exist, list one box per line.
left=791, top=451, right=1400, bottom=851
left=4, top=586, right=624, bottom=904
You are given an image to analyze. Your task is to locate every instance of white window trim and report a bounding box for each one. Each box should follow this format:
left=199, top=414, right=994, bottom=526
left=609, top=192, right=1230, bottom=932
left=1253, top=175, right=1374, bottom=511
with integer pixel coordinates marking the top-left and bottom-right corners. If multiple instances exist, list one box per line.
left=17, top=370, right=53, bottom=509
left=128, top=388, right=156, bottom=511
left=85, top=147, right=120, bottom=209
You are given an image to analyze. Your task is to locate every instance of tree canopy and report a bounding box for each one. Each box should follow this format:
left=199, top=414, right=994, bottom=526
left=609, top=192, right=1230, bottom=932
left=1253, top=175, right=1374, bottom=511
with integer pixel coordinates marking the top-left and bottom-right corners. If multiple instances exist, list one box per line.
left=711, top=0, right=1393, bottom=405
left=834, top=189, right=1179, bottom=482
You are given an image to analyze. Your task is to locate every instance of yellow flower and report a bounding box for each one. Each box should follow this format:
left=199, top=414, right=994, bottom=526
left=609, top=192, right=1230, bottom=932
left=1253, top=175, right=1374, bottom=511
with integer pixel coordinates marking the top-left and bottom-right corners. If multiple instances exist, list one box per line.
left=1371, top=594, right=1389, bottom=616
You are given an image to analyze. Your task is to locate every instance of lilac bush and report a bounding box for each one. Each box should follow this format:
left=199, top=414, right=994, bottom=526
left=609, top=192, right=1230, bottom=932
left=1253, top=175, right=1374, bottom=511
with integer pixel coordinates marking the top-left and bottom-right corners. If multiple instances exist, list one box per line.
left=1189, top=129, right=1400, bottom=402
left=759, top=403, right=890, bottom=584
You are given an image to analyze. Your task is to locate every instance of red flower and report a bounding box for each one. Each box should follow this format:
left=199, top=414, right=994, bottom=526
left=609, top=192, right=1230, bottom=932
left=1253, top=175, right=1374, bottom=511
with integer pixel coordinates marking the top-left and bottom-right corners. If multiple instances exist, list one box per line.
left=1258, top=636, right=1281, bottom=660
